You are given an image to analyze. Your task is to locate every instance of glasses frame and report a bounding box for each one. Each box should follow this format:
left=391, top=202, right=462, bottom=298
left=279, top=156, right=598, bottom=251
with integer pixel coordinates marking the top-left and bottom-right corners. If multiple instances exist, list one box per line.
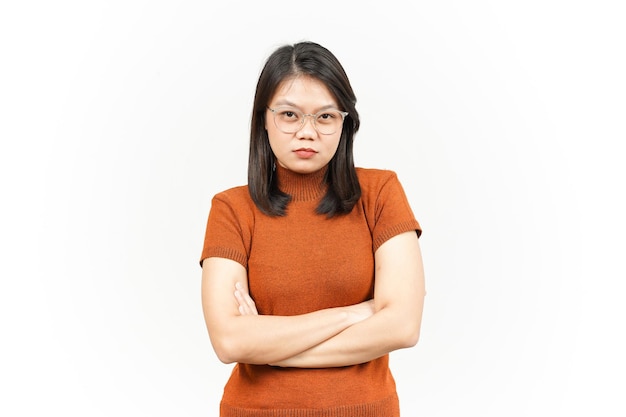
left=267, top=106, right=349, bottom=135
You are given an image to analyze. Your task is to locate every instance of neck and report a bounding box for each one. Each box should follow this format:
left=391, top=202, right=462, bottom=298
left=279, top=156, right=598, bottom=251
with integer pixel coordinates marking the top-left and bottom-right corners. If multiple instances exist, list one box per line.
left=275, top=164, right=328, bottom=201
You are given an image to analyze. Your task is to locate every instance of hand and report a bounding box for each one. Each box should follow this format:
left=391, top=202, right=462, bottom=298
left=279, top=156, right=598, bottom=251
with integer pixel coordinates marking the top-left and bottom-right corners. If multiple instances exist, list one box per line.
left=234, top=282, right=258, bottom=315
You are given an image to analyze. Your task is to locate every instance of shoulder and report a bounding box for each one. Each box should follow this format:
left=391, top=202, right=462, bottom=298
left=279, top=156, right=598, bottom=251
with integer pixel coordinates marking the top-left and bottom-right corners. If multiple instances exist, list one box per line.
left=211, top=185, right=256, bottom=214
left=355, top=167, right=421, bottom=242
left=213, top=184, right=251, bottom=202
left=355, top=167, right=413, bottom=209
left=356, top=167, right=401, bottom=192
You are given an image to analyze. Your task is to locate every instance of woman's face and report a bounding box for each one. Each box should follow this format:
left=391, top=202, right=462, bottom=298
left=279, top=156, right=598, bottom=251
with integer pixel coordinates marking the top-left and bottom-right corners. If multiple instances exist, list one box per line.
left=265, top=76, right=343, bottom=174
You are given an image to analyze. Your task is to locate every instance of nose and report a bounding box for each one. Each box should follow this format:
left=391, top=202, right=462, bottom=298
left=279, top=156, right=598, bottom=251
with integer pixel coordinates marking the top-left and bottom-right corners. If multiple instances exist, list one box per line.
left=296, top=114, right=317, bottom=139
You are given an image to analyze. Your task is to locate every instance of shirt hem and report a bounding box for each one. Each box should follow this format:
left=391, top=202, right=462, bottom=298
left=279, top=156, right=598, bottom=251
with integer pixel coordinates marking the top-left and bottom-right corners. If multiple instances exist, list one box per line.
left=220, top=393, right=400, bottom=417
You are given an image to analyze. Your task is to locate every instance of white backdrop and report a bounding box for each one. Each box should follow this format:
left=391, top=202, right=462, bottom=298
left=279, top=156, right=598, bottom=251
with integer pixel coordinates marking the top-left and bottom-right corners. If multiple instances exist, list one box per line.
left=1, top=1, right=624, bottom=416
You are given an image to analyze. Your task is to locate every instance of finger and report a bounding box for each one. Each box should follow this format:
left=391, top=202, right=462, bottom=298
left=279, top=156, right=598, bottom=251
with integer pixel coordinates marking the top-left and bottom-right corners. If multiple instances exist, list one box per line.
left=234, top=290, right=250, bottom=315
left=244, top=294, right=258, bottom=315
left=239, top=290, right=258, bottom=315
left=234, top=291, right=257, bottom=315
left=235, top=282, right=258, bottom=315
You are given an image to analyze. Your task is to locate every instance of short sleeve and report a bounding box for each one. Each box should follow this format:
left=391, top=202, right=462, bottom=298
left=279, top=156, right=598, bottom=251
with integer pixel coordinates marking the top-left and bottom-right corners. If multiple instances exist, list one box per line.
left=364, top=170, right=421, bottom=252
left=199, top=191, right=252, bottom=268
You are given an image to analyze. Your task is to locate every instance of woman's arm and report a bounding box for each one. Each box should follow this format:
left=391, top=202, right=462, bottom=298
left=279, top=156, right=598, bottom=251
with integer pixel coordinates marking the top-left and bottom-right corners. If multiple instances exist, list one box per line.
left=201, top=257, right=375, bottom=365
left=237, top=231, right=426, bottom=368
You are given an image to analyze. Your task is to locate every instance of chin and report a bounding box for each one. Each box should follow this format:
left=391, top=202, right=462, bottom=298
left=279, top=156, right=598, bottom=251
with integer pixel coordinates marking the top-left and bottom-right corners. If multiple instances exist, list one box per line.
left=281, top=159, right=326, bottom=174
left=291, top=164, right=327, bottom=174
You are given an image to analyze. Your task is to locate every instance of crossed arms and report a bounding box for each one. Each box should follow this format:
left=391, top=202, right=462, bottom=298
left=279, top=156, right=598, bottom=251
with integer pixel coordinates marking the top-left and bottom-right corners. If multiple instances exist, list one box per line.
left=200, top=231, right=425, bottom=368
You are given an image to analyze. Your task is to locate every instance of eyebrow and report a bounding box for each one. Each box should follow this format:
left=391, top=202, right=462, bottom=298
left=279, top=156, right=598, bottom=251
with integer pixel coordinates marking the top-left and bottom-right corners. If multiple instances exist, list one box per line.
left=271, top=100, right=339, bottom=111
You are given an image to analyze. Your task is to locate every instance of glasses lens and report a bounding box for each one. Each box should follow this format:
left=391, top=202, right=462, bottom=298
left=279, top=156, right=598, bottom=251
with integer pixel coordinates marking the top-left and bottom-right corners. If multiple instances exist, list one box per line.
left=315, top=110, right=344, bottom=135
left=272, top=107, right=345, bottom=135
left=273, top=108, right=302, bottom=133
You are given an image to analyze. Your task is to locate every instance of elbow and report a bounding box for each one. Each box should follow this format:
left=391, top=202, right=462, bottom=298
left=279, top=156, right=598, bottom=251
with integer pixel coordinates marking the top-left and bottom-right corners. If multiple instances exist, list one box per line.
left=381, top=306, right=422, bottom=349
left=215, top=350, right=236, bottom=365
left=212, top=341, right=236, bottom=364
left=402, top=328, right=421, bottom=348
left=212, top=332, right=269, bottom=365
left=211, top=335, right=245, bottom=364
left=396, top=320, right=421, bottom=349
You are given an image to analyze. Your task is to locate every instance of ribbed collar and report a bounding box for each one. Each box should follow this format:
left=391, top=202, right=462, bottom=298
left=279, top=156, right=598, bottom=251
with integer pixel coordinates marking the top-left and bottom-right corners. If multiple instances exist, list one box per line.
left=275, top=163, right=327, bottom=201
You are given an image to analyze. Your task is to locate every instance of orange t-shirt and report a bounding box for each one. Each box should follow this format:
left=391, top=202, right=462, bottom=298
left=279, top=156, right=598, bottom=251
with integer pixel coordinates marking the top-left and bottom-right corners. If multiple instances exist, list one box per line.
left=201, top=165, right=421, bottom=417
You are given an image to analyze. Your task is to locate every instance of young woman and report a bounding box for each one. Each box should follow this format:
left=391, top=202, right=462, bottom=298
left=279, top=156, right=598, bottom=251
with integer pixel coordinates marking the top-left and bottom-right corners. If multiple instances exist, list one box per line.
left=200, top=41, right=425, bottom=417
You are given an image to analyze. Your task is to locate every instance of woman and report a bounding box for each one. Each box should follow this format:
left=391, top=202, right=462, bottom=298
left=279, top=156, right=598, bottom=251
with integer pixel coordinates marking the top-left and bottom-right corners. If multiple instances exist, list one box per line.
left=200, top=41, right=425, bottom=417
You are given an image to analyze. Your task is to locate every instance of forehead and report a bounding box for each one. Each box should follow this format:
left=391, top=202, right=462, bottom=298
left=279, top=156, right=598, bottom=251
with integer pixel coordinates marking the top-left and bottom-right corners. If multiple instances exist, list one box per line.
left=270, top=76, right=338, bottom=108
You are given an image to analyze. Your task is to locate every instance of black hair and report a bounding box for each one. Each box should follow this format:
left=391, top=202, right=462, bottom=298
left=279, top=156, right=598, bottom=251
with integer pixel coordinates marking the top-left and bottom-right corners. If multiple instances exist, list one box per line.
left=248, top=41, right=361, bottom=217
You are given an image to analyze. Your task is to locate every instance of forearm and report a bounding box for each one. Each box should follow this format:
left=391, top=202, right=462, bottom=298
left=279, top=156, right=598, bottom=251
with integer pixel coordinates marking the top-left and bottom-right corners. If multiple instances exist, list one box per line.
left=202, top=258, right=373, bottom=365
left=210, top=232, right=425, bottom=368
left=211, top=306, right=360, bottom=365
left=272, top=305, right=421, bottom=368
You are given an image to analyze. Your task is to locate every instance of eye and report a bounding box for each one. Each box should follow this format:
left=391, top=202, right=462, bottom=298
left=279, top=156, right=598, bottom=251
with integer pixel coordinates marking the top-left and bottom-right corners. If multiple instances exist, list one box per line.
left=277, top=109, right=300, bottom=121
left=316, top=111, right=340, bottom=124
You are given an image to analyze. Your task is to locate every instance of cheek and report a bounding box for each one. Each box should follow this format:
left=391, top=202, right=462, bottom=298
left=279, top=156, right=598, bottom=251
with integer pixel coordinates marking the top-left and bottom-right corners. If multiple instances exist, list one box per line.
left=265, top=119, right=282, bottom=142
left=267, top=134, right=284, bottom=157
left=330, top=137, right=342, bottom=155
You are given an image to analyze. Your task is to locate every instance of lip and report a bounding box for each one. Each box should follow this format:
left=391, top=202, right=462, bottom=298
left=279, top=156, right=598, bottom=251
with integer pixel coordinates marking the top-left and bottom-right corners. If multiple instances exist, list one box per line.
left=293, top=148, right=317, bottom=158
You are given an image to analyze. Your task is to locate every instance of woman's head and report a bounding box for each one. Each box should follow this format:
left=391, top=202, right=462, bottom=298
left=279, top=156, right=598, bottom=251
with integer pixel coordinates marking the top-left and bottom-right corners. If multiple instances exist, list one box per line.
left=248, top=41, right=361, bottom=217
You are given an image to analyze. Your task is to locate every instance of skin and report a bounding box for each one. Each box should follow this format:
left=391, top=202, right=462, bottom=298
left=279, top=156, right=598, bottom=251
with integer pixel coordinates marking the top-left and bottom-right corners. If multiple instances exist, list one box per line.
left=265, top=76, right=342, bottom=174
left=201, top=76, right=426, bottom=368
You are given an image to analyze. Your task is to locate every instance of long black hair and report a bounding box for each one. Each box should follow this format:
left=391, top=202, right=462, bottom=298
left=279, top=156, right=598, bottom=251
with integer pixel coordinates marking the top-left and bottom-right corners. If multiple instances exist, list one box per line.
left=248, top=41, right=361, bottom=217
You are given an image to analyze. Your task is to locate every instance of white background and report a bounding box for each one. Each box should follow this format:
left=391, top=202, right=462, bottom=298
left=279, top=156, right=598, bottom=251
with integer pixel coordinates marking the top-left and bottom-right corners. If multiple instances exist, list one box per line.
left=1, top=1, right=625, bottom=416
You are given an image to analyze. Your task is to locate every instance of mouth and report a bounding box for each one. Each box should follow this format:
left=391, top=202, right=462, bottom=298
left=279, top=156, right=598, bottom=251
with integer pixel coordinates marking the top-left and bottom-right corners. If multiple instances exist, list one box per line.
left=293, top=148, right=317, bottom=158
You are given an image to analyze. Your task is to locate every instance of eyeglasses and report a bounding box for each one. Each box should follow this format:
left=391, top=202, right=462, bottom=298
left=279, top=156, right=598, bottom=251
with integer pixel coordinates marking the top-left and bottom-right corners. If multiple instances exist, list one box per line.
left=267, top=106, right=348, bottom=135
